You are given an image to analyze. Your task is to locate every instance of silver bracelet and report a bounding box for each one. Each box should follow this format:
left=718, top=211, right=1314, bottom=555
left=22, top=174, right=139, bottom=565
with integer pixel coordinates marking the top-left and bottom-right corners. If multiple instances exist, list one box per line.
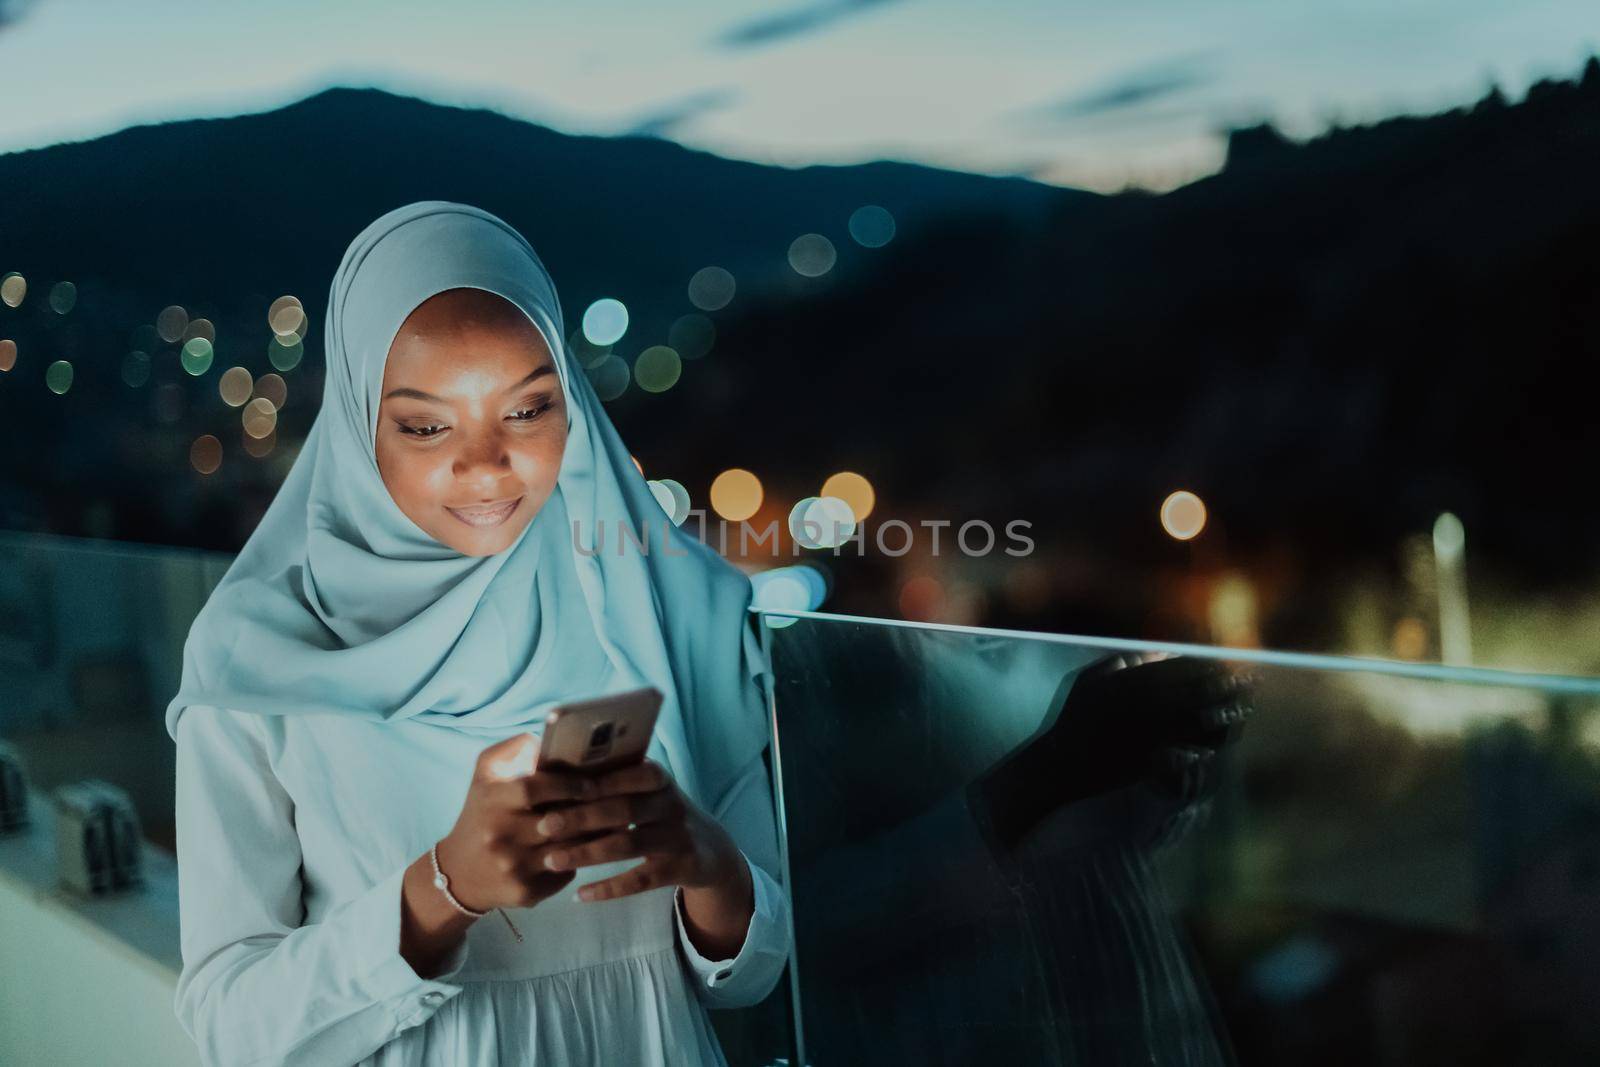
left=429, top=840, right=524, bottom=942
left=429, top=841, right=486, bottom=917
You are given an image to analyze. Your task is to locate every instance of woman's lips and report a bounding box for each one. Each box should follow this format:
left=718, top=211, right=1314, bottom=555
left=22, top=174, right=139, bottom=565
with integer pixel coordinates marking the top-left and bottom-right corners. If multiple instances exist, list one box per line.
left=447, top=496, right=523, bottom=528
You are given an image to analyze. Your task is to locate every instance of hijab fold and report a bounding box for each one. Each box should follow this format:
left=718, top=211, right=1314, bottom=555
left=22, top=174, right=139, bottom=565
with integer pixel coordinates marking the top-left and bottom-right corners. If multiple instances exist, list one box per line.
left=165, top=201, right=776, bottom=815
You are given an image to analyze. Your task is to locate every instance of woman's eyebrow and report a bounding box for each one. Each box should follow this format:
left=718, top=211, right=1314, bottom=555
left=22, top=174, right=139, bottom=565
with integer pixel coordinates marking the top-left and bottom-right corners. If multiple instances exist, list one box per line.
left=384, top=366, right=555, bottom=403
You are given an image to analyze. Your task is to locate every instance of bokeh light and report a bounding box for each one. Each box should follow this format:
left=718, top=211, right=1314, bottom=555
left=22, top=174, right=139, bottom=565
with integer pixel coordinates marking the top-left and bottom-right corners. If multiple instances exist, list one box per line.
left=647, top=478, right=691, bottom=526
left=1160, top=490, right=1207, bottom=541
left=631, top=454, right=644, bottom=475
left=48, top=281, right=77, bottom=315
left=647, top=479, right=693, bottom=526
left=157, top=305, right=190, bottom=343
left=269, top=295, right=306, bottom=339
left=687, top=267, right=735, bottom=311
left=568, top=329, right=612, bottom=370
left=899, top=575, right=945, bottom=620
left=710, top=468, right=763, bottom=521
left=254, top=372, right=288, bottom=411
left=582, top=298, right=629, bottom=346
left=1392, top=616, right=1428, bottom=660
left=819, top=470, right=875, bottom=521
left=243, top=426, right=277, bottom=459
left=648, top=480, right=675, bottom=517
left=45, top=360, right=73, bottom=394
left=121, top=350, right=150, bottom=387
left=634, top=345, right=681, bottom=393
left=1207, top=572, right=1259, bottom=647
left=751, top=564, right=827, bottom=625
left=0, top=273, right=24, bottom=308
left=586, top=353, right=630, bottom=401
left=848, top=205, right=896, bottom=248
left=184, top=317, right=217, bottom=344
left=1433, top=511, right=1466, bottom=560
left=190, top=435, right=222, bottom=475
left=668, top=314, right=715, bottom=360
left=243, top=397, right=277, bottom=439
left=0, top=339, right=16, bottom=372
left=788, top=234, right=837, bottom=277
left=790, top=562, right=830, bottom=607
left=269, top=336, right=303, bottom=372
left=751, top=569, right=812, bottom=627
left=219, top=366, right=254, bottom=407
left=181, top=337, right=214, bottom=376
left=789, top=496, right=856, bottom=549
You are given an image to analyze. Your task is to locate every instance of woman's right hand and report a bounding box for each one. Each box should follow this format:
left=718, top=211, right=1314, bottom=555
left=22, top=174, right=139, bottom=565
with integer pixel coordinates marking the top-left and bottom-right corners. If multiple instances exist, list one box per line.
left=431, top=731, right=603, bottom=913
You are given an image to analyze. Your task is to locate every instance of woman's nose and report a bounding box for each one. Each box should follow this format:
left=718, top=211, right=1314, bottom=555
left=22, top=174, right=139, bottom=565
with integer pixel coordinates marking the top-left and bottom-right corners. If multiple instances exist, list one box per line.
left=452, top=432, right=512, bottom=477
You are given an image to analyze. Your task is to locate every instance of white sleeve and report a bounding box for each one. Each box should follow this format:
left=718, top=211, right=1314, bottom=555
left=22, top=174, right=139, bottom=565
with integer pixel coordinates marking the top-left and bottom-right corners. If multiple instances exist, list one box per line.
left=672, top=751, right=792, bottom=1009
left=172, top=705, right=470, bottom=1067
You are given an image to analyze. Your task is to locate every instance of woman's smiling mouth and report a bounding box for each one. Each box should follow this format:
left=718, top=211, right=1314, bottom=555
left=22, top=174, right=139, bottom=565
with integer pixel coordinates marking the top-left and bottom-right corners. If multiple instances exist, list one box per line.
left=446, top=495, right=524, bottom=528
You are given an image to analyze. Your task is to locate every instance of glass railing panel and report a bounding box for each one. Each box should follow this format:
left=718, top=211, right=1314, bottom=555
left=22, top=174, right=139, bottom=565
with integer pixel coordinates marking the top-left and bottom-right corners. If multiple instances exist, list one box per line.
left=758, top=609, right=1600, bottom=1067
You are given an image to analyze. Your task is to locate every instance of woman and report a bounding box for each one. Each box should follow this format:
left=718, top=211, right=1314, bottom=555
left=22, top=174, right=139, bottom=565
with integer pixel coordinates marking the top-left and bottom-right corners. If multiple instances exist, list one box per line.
left=165, top=201, right=793, bottom=1066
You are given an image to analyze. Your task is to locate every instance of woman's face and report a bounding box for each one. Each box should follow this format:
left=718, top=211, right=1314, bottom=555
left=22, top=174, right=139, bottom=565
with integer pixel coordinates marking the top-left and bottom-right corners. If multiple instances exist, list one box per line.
left=376, top=287, right=567, bottom=557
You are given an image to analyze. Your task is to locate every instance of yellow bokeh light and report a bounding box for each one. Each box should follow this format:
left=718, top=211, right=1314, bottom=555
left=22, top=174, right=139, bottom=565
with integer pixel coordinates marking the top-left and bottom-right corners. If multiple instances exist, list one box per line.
left=631, top=455, right=644, bottom=476
left=0, top=339, right=15, bottom=372
left=1207, top=572, right=1259, bottom=646
left=269, top=295, right=306, bottom=339
left=219, top=366, right=254, bottom=407
left=1160, top=490, right=1207, bottom=541
left=898, top=576, right=944, bottom=621
left=1, top=273, right=25, bottom=308
left=710, top=468, right=763, bottom=521
left=243, top=397, right=278, bottom=439
left=243, top=426, right=277, bottom=458
left=819, top=470, right=875, bottom=521
left=1392, top=616, right=1428, bottom=660
left=190, top=435, right=223, bottom=475
left=254, top=372, right=288, bottom=411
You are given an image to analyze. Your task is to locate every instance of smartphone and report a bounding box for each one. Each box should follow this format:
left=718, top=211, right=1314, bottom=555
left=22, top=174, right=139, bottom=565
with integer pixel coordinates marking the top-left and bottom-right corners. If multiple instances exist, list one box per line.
left=534, top=685, right=662, bottom=777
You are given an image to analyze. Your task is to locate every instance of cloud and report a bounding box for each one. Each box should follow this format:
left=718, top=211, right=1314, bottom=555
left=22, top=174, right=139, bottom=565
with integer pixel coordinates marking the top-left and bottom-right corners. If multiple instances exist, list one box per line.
left=1025, top=50, right=1220, bottom=124
left=714, top=0, right=905, bottom=50
left=623, top=88, right=740, bottom=138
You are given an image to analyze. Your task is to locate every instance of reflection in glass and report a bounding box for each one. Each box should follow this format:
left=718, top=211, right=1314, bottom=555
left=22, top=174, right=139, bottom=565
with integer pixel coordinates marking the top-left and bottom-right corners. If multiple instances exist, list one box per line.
left=762, top=612, right=1600, bottom=1066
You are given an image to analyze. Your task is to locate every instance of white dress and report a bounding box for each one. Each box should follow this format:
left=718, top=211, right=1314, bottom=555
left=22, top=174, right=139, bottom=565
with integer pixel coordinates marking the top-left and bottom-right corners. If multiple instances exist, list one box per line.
left=171, top=703, right=793, bottom=1067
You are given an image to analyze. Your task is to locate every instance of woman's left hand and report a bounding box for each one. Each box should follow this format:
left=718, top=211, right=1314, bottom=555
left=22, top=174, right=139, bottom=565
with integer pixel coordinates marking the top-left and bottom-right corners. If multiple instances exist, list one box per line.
left=535, top=758, right=741, bottom=902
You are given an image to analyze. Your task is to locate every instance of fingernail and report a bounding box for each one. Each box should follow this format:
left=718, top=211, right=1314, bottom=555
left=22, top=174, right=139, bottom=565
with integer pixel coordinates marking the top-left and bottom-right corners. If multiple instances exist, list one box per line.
left=578, top=885, right=596, bottom=901
left=546, top=851, right=567, bottom=870
left=539, top=814, right=563, bottom=836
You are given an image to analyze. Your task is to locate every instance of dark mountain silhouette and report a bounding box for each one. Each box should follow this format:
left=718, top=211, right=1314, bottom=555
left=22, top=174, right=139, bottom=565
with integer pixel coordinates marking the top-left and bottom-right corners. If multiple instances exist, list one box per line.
left=0, top=84, right=1071, bottom=333
left=3, top=65, right=1599, bottom=649
left=673, top=59, right=1600, bottom=642
left=0, top=83, right=1078, bottom=542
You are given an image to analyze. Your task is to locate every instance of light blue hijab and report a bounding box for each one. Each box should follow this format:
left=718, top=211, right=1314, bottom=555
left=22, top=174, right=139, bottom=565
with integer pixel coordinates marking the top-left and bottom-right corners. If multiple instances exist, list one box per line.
left=164, top=200, right=789, bottom=814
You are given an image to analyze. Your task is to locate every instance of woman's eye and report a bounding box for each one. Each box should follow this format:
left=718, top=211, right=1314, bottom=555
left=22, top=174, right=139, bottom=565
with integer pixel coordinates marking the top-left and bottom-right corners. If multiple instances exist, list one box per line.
left=510, top=400, right=553, bottom=423
left=395, top=401, right=551, bottom=439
